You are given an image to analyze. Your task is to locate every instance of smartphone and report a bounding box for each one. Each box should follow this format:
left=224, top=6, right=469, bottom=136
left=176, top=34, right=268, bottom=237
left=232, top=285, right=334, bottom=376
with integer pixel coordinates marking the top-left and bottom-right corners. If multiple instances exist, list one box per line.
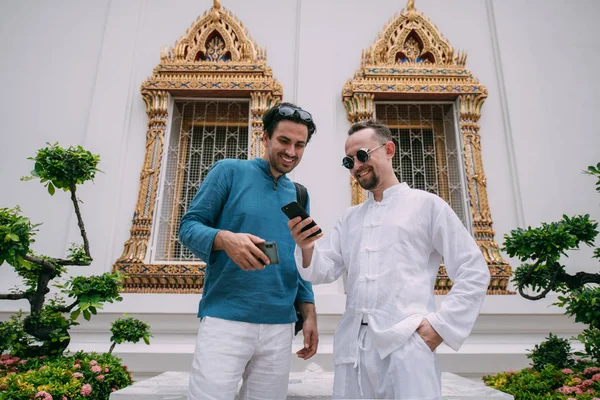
left=256, top=241, right=280, bottom=265
left=281, top=201, right=322, bottom=238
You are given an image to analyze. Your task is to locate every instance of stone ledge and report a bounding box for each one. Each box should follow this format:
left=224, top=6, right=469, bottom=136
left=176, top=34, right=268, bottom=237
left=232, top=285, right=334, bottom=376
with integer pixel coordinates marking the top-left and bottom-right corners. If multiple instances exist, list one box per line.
left=109, top=370, right=513, bottom=399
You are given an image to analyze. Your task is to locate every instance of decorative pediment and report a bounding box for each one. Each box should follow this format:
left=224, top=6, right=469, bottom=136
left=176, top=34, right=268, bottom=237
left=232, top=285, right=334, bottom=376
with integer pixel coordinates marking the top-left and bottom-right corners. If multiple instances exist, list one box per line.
left=166, top=2, right=263, bottom=64
left=343, top=0, right=482, bottom=101
left=366, top=0, right=458, bottom=66
left=142, top=0, right=281, bottom=96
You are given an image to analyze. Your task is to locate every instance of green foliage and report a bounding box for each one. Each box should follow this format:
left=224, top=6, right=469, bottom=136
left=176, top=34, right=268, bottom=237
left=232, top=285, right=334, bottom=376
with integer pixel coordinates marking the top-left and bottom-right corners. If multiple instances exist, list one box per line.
left=486, top=163, right=600, bottom=397
left=577, top=328, right=600, bottom=364
left=528, top=333, right=575, bottom=371
left=110, top=317, right=152, bottom=348
left=505, top=214, right=598, bottom=266
left=0, top=351, right=133, bottom=400
left=63, top=273, right=124, bottom=322
left=0, top=313, right=34, bottom=358
left=557, top=287, right=600, bottom=329
left=513, top=262, right=566, bottom=294
left=586, top=162, right=600, bottom=195
left=0, top=142, right=151, bottom=366
left=67, top=243, right=92, bottom=264
left=0, top=207, right=37, bottom=269
left=483, top=362, right=600, bottom=399
left=21, top=142, right=101, bottom=195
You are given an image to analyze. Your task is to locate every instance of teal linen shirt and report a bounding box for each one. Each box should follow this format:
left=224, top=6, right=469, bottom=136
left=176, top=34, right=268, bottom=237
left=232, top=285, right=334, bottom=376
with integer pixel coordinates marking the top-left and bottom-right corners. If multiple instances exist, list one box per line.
left=178, top=158, right=315, bottom=324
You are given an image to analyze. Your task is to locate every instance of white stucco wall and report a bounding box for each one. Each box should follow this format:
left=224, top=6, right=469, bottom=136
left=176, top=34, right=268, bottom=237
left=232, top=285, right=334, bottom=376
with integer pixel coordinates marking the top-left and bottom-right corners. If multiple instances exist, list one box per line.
left=1, top=0, right=599, bottom=377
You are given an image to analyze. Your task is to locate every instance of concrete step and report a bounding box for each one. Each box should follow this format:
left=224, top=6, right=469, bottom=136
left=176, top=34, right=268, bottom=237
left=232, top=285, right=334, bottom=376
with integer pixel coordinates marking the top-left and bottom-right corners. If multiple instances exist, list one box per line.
left=109, top=370, right=513, bottom=399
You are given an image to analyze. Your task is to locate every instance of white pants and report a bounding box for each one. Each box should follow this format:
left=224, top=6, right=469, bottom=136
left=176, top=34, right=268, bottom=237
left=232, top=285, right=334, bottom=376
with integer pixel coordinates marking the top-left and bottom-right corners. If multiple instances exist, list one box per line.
left=188, top=316, right=294, bottom=400
left=333, top=325, right=441, bottom=400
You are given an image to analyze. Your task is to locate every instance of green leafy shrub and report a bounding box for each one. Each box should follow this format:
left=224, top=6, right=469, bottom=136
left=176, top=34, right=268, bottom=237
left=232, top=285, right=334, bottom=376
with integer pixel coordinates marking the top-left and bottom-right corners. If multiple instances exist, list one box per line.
left=109, top=317, right=152, bottom=354
left=0, top=207, right=38, bottom=269
left=484, top=362, right=600, bottom=399
left=528, top=333, right=575, bottom=371
left=22, top=142, right=101, bottom=195
left=1, top=143, right=151, bottom=381
left=506, top=163, right=600, bottom=363
left=0, top=351, right=132, bottom=400
left=484, top=163, right=600, bottom=398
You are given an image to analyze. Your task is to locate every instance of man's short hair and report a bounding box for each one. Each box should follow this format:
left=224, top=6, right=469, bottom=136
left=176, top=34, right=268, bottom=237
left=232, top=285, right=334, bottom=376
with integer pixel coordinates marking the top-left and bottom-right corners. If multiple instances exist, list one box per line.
left=262, top=102, right=317, bottom=142
left=348, top=120, right=393, bottom=144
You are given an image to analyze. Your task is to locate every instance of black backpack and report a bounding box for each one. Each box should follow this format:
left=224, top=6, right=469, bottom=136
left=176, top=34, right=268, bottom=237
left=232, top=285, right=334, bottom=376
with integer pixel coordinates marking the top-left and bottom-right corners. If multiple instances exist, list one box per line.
left=293, top=182, right=308, bottom=336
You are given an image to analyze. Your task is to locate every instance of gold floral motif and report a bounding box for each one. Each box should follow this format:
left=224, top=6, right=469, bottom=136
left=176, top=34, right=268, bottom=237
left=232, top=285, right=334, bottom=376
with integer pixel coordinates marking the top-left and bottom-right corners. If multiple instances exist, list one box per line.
left=343, top=0, right=512, bottom=294
left=113, top=1, right=282, bottom=293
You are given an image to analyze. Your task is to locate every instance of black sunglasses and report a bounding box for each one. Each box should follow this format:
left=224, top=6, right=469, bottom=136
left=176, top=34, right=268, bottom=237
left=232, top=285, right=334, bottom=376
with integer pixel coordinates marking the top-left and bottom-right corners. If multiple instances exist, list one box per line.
left=342, top=144, right=386, bottom=169
left=276, top=105, right=313, bottom=122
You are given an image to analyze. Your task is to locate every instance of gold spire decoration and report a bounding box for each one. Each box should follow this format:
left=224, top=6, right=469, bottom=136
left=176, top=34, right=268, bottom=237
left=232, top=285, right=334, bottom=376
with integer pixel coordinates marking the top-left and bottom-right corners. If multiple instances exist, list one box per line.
left=406, top=0, right=415, bottom=11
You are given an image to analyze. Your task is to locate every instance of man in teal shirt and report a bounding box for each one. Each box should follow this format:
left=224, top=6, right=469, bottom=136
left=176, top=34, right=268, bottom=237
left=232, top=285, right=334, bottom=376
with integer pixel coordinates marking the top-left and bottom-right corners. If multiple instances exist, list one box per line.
left=179, top=103, right=318, bottom=400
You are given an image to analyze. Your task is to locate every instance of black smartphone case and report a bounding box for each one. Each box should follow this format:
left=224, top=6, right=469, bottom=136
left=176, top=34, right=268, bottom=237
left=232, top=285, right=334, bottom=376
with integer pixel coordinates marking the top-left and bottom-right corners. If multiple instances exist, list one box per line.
left=281, top=201, right=322, bottom=238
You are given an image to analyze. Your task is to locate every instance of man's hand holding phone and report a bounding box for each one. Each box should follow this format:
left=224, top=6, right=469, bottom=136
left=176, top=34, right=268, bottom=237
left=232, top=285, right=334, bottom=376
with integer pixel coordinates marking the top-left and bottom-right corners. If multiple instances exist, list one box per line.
left=282, top=201, right=323, bottom=249
left=214, top=231, right=270, bottom=271
left=288, top=217, right=323, bottom=248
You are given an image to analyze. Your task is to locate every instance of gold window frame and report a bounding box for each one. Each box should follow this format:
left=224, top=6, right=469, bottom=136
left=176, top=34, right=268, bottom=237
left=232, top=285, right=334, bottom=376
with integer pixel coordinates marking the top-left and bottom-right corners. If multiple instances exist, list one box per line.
left=342, top=0, right=511, bottom=294
left=113, top=1, right=281, bottom=293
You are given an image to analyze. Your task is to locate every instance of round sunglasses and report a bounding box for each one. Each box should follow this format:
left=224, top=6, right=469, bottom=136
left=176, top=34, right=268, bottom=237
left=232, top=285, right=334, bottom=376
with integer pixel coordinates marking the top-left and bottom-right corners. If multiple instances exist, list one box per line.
left=342, top=143, right=386, bottom=169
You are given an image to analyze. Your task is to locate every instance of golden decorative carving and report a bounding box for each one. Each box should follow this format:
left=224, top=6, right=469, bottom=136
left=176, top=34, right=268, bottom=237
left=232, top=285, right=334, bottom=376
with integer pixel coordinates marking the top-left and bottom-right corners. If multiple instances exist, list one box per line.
left=113, top=2, right=282, bottom=293
left=343, top=0, right=512, bottom=294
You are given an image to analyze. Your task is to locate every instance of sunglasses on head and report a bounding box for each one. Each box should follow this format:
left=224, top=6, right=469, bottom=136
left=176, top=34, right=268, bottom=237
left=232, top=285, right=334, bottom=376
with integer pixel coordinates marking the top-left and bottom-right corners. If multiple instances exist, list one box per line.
left=276, top=105, right=313, bottom=122
left=342, top=143, right=386, bottom=169
left=275, top=105, right=316, bottom=135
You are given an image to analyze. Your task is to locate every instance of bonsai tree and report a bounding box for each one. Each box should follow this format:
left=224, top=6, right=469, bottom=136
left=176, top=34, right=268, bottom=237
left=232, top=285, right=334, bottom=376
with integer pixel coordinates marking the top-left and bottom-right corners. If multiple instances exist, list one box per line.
left=506, top=162, right=600, bottom=363
left=0, top=143, right=151, bottom=358
left=482, top=164, right=600, bottom=398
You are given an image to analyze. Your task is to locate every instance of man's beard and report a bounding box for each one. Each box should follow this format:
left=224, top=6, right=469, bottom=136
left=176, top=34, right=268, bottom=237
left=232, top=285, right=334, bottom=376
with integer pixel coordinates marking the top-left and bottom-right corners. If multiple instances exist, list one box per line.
left=270, top=151, right=297, bottom=175
left=357, top=170, right=379, bottom=191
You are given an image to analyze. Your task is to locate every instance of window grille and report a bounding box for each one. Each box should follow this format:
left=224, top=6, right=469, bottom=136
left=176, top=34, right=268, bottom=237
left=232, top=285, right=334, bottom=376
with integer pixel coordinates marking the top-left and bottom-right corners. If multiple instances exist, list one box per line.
left=154, top=99, right=250, bottom=262
left=374, top=103, right=468, bottom=226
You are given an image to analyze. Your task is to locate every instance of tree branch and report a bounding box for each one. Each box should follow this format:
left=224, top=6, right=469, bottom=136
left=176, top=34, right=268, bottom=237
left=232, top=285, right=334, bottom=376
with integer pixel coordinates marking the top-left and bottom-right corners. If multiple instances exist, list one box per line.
left=54, top=299, right=79, bottom=313
left=519, top=283, right=554, bottom=301
left=518, top=260, right=557, bottom=301
left=53, top=258, right=91, bottom=266
left=560, top=270, right=600, bottom=290
left=0, top=292, right=29, bottom=300
left=22, top=254, right=56, bottom=314
left=70, top=184, right=91, bottom=259
left=519, top=261, right=600, bottom=300
left=23, top=254, right=57, bottom=274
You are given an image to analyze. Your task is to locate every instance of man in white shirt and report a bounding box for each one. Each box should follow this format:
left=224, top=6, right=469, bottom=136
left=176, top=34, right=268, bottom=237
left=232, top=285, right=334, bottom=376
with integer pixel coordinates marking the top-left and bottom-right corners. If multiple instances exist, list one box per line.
left=288, top=120, right=490, bottom=399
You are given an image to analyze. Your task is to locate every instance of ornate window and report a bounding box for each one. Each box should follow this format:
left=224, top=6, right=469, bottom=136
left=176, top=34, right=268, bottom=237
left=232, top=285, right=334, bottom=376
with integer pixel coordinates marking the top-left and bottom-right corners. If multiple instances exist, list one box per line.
left=343, top=0, right=511, bottom=294
left=374, top=102, right=469, bottom=228
left=152, top=99, right=250, bottom=263
left=113, top=1, right=281, bottom=293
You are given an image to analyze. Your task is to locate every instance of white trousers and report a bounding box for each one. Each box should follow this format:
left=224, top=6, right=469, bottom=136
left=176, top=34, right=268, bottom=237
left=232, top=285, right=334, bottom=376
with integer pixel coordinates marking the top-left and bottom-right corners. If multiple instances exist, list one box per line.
left=333, top=325, right=441, bottom=400
left=188, top=316, right=294, bottom=400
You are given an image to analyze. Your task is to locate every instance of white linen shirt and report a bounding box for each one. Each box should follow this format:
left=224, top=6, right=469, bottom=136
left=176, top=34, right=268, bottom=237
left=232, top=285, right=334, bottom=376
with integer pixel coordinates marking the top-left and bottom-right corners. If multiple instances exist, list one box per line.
left=295, top=183, right=490, bottom=366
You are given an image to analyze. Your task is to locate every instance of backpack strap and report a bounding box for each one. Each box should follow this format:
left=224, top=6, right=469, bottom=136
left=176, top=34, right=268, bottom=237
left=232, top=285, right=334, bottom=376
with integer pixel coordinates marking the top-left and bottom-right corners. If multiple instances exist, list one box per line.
left=293, top=181, right=308, bottom=336
left=294, top=182, right=308, bottom=209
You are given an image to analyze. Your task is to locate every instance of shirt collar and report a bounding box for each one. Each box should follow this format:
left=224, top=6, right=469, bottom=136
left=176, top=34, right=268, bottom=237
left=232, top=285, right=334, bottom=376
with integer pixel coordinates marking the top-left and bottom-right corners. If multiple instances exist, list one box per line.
left=368, top=182, right=410, bottom=204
